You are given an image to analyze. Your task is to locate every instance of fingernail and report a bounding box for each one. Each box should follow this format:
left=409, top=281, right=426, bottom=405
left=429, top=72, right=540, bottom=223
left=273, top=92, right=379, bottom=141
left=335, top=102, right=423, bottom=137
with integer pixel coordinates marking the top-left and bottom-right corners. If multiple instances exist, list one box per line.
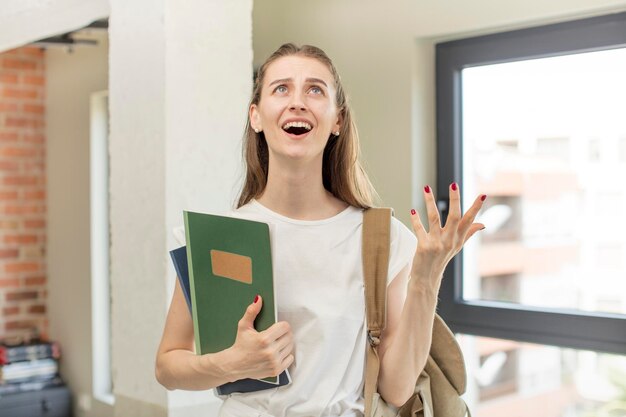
left=451, top=182, right=457, bottom=191
left=480, top=226, right=486, bottom=230
left=480, top=194, right=487, bottom=201
left=411, top=209, right=416, bottom=215
left=424, top=185, right=431, bottom=193
left=254, top=295, right=259, bottom=303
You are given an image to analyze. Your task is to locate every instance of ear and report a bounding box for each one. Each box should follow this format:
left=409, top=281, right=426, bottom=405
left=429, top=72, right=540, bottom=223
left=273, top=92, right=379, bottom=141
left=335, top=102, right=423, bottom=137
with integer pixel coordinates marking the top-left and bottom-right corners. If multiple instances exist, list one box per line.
left=332, top=108, right=344, bottom=134
left=249, top=104, right=261, bottom=131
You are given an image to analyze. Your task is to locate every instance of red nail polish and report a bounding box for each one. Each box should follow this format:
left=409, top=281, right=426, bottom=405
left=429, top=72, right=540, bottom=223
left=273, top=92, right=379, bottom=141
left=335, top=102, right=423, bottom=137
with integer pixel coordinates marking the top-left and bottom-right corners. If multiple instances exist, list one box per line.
left=451, top=182, right=457, bottom=191
left=254, top=295, right=259, bottom=303
left=411, top=209, right=416, bottom=215
left=424, top=185, right=431, bottom=193
left=481, top=195, right=487, bottom=201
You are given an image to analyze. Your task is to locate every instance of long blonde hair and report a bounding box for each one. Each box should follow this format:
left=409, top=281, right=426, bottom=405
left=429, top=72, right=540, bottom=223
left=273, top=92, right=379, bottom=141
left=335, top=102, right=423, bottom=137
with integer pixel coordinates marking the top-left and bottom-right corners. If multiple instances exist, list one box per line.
left=236, top=43, right=379, bottom=209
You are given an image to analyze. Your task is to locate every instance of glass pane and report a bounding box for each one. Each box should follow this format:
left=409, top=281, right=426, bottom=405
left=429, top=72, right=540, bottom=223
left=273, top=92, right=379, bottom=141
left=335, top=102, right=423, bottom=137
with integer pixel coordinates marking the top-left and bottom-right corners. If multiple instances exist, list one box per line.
left=461, top=47, right=626, bottom=315
left=458, top=334, right=626, bottom=417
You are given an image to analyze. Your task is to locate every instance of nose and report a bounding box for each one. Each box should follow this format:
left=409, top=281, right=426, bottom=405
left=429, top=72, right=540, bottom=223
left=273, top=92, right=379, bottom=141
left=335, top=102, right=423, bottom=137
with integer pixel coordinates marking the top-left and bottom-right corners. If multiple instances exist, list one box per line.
left=288, top=90, right=307, bottom=112
left=289, top=103, right=306, bottom=111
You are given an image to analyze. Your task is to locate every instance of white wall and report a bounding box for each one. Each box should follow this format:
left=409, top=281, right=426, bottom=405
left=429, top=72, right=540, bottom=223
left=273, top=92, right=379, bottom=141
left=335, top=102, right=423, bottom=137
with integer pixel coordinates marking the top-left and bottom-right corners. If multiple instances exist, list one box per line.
left=4, top=0, right=253, bottom=415
left=408, top=0, right=626, bottom=38
left=109, top=0, right=253, bottom=416
left=163, top=21, right=254, bottom=417
left=253, top=1, right=415, bottom=220
left=108, top=4, right=168, bottom=415
left=46, top=31, right=111, bottom=417
left=0, top=0, right=109, bottom=52
left=253, top=0, right=626, bottom=227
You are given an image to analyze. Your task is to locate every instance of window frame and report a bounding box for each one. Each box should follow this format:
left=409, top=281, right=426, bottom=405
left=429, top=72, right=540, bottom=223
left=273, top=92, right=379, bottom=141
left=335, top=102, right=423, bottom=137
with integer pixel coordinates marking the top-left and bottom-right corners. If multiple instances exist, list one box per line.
left=90, top=90, right=114, bottom=405
left=435, top=11, right=626, bottom=355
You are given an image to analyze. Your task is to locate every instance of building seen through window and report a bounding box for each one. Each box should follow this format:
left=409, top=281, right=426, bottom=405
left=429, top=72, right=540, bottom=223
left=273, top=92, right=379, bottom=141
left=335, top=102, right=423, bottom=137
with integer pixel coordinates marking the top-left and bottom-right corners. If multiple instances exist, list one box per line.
left=459, top=47, right=626, bottom=415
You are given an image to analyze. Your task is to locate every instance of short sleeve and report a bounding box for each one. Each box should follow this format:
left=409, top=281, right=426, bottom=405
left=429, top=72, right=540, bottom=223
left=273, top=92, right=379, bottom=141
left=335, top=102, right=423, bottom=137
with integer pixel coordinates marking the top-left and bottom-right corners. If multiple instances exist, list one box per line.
left=387, top=216, right=418, bottom=286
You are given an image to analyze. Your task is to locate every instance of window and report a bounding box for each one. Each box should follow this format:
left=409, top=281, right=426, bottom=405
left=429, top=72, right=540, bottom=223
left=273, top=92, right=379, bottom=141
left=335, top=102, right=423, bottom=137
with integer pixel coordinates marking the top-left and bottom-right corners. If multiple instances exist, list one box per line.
left=435, top=11, right=626, bottom=414
left=90, top=90, right=113, bottom=404
left=458, top=334, right=626, bottom=416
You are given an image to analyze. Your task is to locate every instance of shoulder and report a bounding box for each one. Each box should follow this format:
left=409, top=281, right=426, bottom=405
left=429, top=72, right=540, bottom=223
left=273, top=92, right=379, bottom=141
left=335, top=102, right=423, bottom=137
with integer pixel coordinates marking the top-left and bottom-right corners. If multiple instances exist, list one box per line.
left=386, top=213, right=417, bottom=284
left=390, top=215, right=417, bottom=245
left=366, top=208, right=417, bottom=245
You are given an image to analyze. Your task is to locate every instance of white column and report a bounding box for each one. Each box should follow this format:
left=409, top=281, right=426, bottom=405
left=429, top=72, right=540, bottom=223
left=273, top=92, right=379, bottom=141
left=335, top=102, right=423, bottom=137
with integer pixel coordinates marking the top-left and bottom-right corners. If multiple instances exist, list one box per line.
left=108, top=0, right=252, bottom=416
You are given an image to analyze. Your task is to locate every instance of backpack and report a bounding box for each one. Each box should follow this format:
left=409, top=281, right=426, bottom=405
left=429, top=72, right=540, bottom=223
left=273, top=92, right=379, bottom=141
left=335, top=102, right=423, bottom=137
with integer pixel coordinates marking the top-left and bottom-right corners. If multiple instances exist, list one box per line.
left=362, top=208, right=471, bottom=417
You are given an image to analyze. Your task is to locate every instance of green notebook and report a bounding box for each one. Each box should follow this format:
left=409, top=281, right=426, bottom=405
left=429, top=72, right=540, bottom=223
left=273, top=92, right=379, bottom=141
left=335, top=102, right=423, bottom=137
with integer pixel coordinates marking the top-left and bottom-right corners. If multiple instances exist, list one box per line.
left=184, top=210, right=279, bottom=384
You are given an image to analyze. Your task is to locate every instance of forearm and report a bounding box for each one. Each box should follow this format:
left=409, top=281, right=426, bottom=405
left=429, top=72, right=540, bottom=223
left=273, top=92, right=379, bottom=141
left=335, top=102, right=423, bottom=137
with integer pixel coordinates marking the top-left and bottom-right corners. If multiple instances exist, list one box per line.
left=155, top=347, right=240, bottom=391
left=377, top=276, right=439, bottom=407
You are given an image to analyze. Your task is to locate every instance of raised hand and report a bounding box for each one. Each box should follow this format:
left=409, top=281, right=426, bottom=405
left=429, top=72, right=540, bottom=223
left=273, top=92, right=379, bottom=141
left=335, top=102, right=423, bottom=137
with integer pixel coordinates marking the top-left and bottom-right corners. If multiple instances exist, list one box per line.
left=227, top=295, right=295, bottom=380
left=408, top=183, right=486, bottom=293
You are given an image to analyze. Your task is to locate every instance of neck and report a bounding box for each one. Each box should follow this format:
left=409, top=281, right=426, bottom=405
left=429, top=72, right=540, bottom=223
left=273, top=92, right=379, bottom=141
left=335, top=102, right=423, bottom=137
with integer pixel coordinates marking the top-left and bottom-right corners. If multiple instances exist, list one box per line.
left=256, top=156, right=347, bottom=220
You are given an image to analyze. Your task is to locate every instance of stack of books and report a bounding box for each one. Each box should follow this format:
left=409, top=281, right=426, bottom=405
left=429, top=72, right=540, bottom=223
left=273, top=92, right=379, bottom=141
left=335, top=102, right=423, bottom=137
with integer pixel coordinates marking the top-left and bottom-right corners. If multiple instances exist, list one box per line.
left=170, top=211, right=292, bottom=395
left=0, top=340, right=64, bottom=396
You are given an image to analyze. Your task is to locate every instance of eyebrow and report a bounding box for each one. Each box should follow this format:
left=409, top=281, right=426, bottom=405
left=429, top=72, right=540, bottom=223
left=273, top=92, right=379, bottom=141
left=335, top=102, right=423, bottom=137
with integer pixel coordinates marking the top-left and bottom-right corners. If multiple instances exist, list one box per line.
left=268, top=77, right=329, bottom=88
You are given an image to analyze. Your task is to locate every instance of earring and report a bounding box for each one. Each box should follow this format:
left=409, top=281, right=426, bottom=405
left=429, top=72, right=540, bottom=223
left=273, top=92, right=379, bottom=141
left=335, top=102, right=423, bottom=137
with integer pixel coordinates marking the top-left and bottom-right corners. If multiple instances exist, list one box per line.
left=254, top=128, right=261, bottom=133
left=333, top=131, right=340, bottom=136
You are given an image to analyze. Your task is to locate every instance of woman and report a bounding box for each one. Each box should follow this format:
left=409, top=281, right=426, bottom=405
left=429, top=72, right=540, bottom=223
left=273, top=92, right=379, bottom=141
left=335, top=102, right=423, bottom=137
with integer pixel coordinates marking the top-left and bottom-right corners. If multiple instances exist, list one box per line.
left=155, top=43, right=486, bottom=417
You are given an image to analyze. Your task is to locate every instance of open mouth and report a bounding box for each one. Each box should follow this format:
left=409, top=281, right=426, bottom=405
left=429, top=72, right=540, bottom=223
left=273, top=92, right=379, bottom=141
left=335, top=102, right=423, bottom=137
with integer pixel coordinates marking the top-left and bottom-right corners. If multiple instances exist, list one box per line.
left=282, top=121, right=312, bottom=137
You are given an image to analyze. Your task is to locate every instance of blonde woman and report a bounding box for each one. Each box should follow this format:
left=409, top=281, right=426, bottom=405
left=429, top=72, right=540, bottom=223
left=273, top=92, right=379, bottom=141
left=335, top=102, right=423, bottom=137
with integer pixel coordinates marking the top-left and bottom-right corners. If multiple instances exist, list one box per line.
left=155, top=43, right=486, bottom=417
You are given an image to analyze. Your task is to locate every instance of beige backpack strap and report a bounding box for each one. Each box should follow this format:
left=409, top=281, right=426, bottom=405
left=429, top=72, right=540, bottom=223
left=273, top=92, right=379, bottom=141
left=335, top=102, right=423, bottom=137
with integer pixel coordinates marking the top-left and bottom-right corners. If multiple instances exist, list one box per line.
left=362, top=207, right=393, bottom=417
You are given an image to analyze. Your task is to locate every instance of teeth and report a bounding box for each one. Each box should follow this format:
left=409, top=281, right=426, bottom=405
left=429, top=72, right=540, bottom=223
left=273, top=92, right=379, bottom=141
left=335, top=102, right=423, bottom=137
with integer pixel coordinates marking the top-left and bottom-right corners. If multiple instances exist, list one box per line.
left=282, top=121, right=312, bottom=131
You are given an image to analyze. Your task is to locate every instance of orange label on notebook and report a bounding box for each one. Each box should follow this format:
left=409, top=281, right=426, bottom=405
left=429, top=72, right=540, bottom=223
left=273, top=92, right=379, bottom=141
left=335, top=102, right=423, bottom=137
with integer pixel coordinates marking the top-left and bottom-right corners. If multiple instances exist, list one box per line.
left=210, top=250, right=253, bottom=284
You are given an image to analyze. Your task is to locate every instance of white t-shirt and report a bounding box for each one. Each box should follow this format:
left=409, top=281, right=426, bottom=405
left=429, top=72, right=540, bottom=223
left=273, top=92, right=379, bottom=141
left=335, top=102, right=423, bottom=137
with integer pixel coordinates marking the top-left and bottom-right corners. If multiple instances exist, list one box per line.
left=174, top=200, right=417, bottom=417
left=177, top=199, right=417, bottom=417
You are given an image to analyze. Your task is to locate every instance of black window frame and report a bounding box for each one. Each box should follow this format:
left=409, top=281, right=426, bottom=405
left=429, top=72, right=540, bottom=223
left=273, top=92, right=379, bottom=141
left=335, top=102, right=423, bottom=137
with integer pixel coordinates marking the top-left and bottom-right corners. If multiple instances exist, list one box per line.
left=436, top=11, right=626, bottom=355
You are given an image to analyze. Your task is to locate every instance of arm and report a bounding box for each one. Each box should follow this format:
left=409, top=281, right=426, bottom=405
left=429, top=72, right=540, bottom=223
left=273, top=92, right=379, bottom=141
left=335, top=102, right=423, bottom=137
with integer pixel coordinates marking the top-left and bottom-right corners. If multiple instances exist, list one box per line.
left=376, top=262, right=438, bottom=407
left=377, top=183, right=486, bottom=406
left=155, top=280, right=295, bottom=391
left=155, top=278, right=238, bottom=390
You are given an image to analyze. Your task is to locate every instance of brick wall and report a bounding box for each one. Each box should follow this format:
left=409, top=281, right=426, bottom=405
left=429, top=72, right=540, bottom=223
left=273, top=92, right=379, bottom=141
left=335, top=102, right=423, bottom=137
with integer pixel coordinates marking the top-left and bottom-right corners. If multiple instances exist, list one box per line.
left=0, top=46, right=47, bottom=342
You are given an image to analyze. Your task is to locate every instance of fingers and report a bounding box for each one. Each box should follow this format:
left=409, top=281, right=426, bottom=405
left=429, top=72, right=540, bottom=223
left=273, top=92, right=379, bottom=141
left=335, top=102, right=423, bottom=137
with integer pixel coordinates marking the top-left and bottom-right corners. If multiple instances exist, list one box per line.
left=277, top=332, right=295, bottom=370
left=274, top=329, right=293, bottom=349
left=409, top=185, right=442, bottom=237
left=411, top=183, right=487, bottom=241
left=409, top=208, right=428, bottom=241
left=260, top=320, right=291, bottom=341
left=423, top=185, right=442, bottom=232
left=263, top=324, right=294, bottom=376
left=280, top=353, right=295, bottom=370
left=446, top=182, right=461, bottom=227
left=463, top=223, right=486, bottom=244
left=277, top=335, right=294, bottom=362
left=238, top=295, right=262, bottom=330
left=458, top=193, right=487, bottom=237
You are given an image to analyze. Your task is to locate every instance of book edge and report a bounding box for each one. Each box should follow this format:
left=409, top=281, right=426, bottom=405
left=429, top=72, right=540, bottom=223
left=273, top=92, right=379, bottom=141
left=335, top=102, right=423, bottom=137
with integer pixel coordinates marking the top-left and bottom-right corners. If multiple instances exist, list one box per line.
left=184, top=211, right=203, bottom=355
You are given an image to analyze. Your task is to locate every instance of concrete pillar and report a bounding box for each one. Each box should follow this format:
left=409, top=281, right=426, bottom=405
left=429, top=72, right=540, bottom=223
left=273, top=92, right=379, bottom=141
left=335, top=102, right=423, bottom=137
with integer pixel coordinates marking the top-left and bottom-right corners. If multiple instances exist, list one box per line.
left=108, top=0, right=253, bottom=416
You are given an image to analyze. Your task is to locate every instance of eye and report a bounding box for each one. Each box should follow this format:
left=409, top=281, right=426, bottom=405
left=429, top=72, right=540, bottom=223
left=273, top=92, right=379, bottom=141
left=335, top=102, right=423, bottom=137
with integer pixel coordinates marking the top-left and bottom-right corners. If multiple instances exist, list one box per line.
left=274, top=85, right=288, bottom=94
left=309, top=86, right=324, bottom=95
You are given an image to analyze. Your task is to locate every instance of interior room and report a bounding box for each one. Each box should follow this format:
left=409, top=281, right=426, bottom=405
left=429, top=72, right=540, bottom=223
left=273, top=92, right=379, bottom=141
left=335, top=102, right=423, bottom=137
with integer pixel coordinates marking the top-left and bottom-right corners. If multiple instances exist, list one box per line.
left=1, top=1, right=625, bottom=416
